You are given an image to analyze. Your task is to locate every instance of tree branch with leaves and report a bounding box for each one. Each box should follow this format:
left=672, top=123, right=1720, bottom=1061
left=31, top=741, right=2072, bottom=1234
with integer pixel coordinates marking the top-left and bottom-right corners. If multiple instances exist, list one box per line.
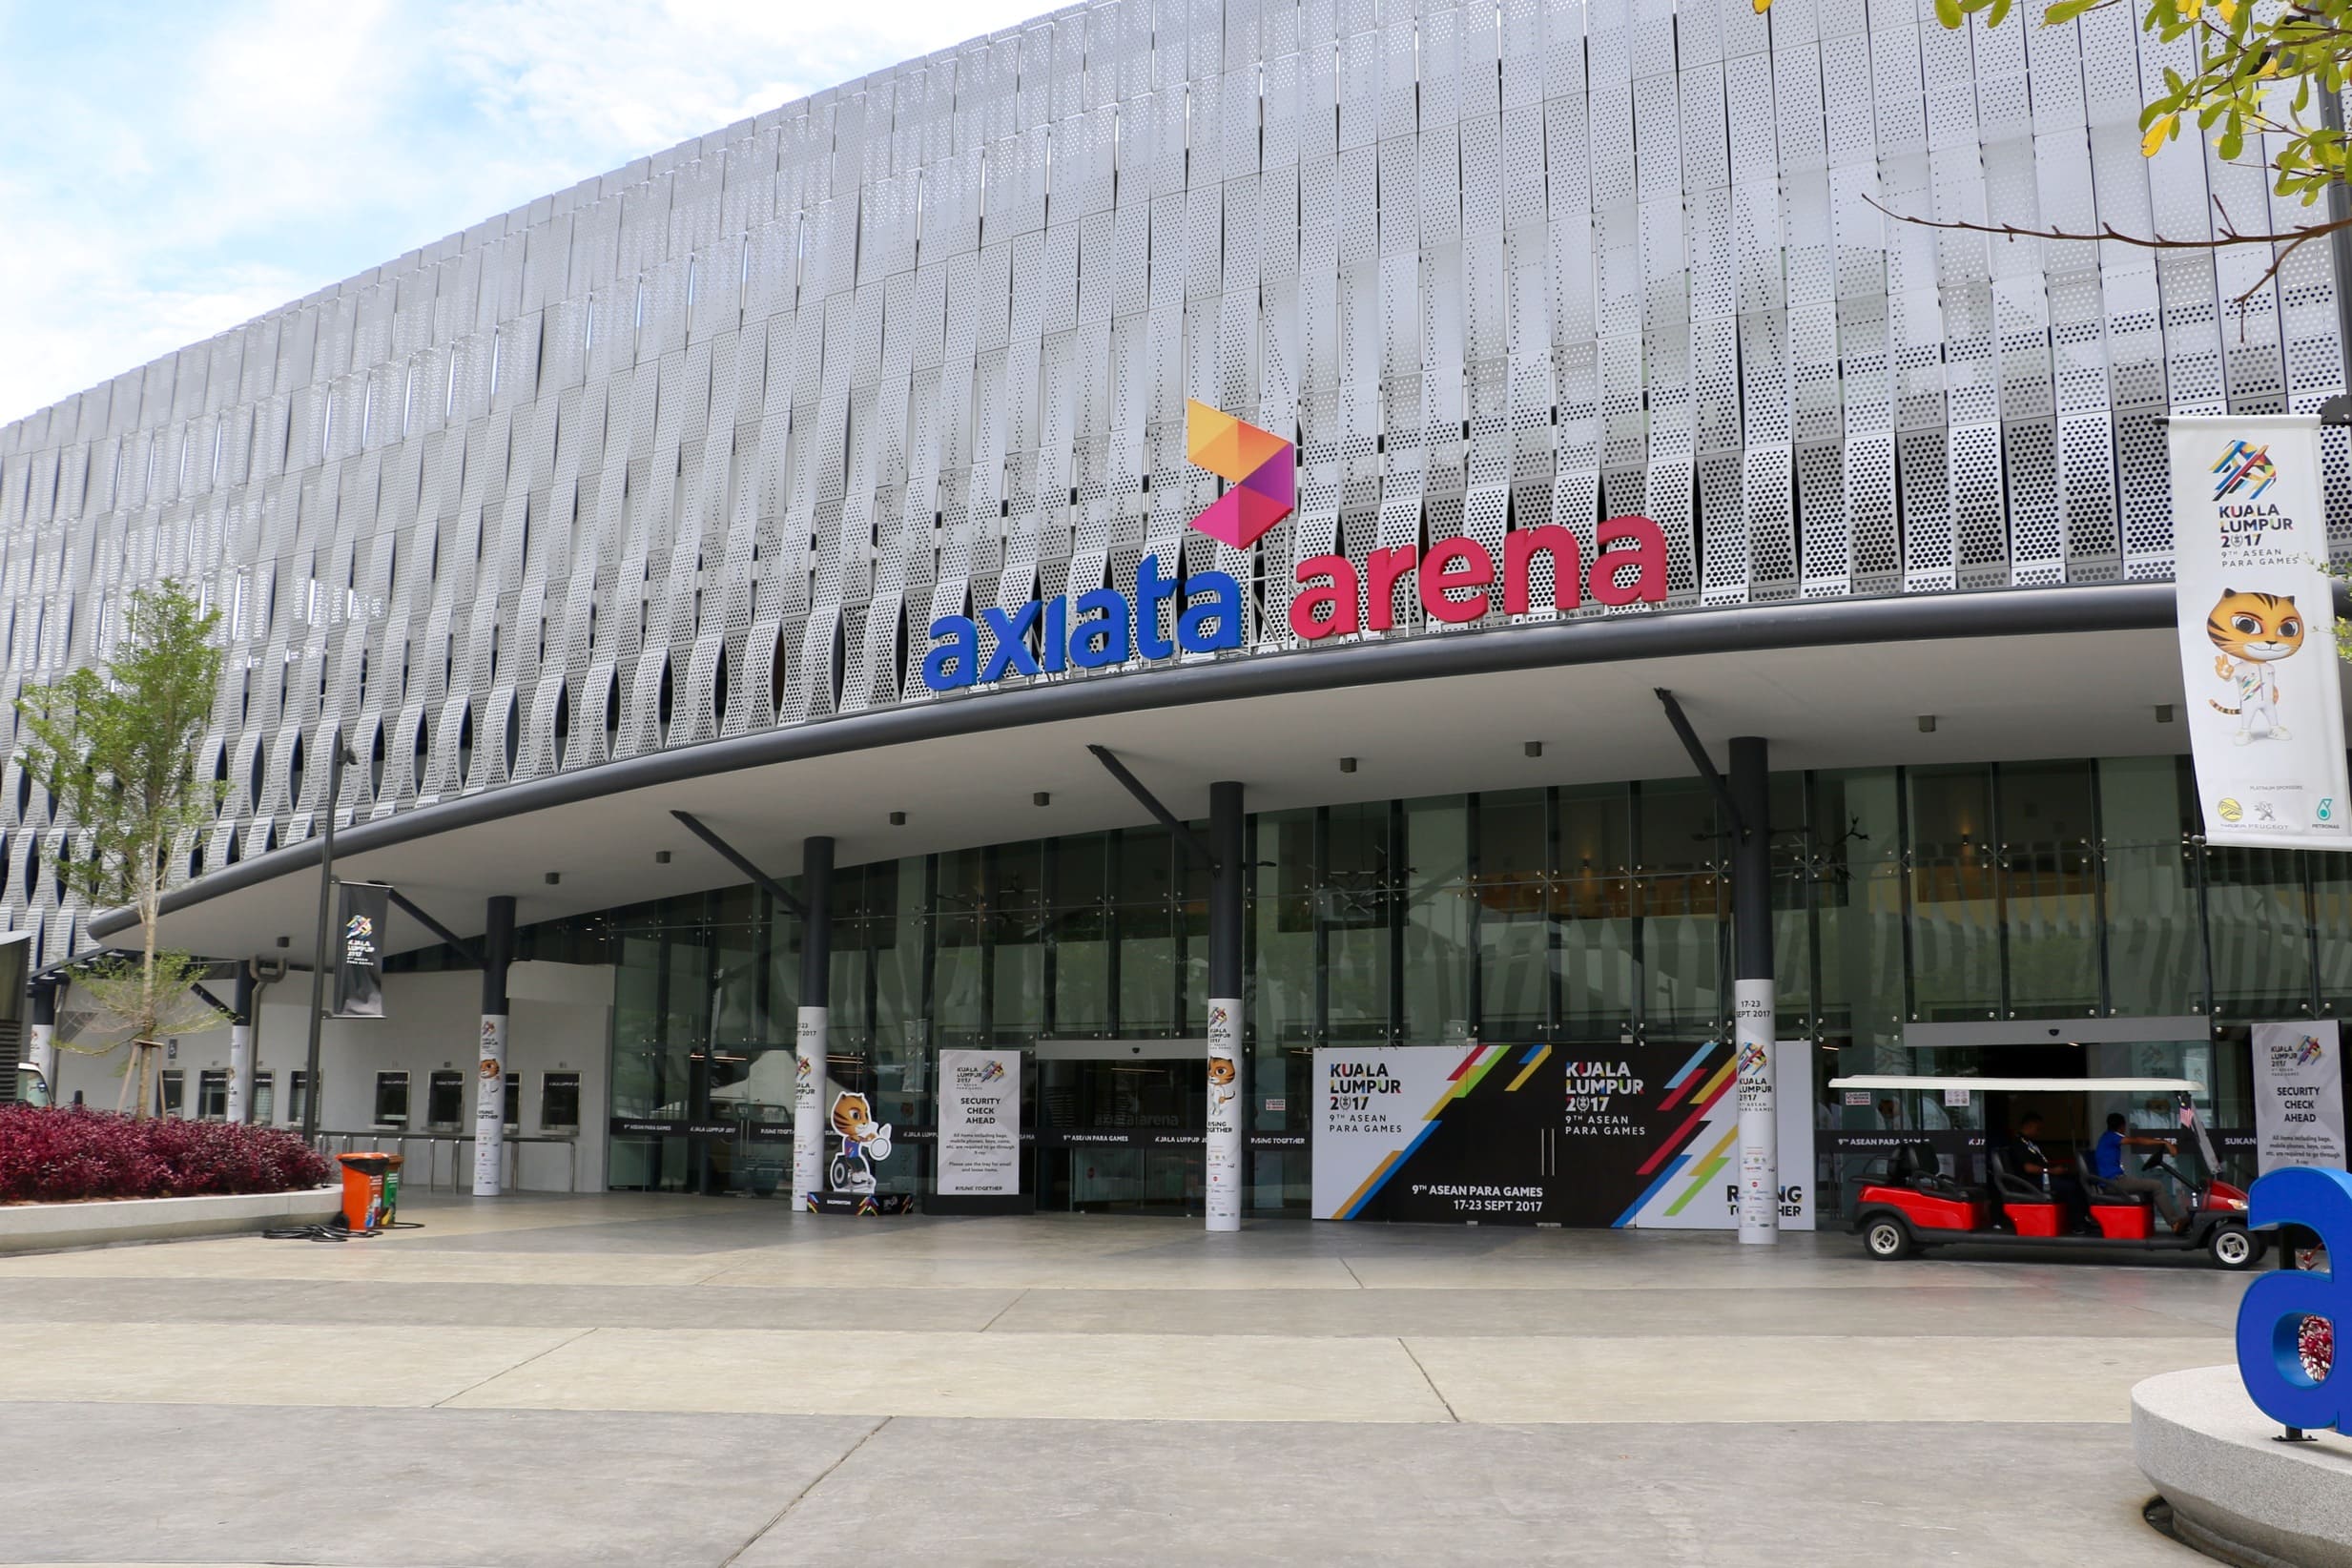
left=14, top=582, right=228, bottom=1117
left=1769, top=0, right=2352, bottom=306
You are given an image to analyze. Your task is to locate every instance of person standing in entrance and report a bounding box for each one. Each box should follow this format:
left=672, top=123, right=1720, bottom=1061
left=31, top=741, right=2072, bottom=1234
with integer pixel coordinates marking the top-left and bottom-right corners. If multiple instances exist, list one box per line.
left=2093, top=1112, right=2185, bottom=1230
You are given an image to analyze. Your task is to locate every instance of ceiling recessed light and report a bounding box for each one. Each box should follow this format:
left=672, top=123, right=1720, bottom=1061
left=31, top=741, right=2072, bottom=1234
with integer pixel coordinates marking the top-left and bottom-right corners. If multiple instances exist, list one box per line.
left=1339, top=756, right=1358, bottom=774
left=1033, top=792, right=1051, bottom=807
left=889, top=811, right=907, bottom=826
left=1916, top=715, right=1937, bottom=733
left=654, top=851, right=671, bottom=864
left=1524, top=741, right=1543, bottom=758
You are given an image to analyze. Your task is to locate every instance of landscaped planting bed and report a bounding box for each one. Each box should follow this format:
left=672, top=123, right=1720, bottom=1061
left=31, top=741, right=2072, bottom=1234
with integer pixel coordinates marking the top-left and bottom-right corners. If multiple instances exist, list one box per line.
left=0, top=1104, right=330, bottom=1204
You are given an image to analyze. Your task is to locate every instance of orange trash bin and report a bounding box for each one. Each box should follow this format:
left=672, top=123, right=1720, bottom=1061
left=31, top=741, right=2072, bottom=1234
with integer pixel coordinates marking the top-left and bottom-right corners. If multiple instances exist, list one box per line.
left=336, top=1152, right=402, bottom=1232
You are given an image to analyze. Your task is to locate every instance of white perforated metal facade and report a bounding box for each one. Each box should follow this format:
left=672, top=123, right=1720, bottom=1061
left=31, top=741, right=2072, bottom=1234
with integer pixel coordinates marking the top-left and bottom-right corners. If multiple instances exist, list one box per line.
left=0, top=0, right=2342, bottom=965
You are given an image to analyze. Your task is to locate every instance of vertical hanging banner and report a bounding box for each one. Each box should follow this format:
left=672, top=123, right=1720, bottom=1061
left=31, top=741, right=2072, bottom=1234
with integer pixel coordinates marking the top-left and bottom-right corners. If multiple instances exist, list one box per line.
left=2252, top=1020, right=2349, bottom=1173
left=332, top=881, right=390, bottom=1019
left=939, top=1048, right=1021, bottom=1194
left=1205, top=1000, right=1244, bottom=1230
left=2170, top=415, right=2352, bottom=849
left=1734, top=980, right=1778, bottom=1246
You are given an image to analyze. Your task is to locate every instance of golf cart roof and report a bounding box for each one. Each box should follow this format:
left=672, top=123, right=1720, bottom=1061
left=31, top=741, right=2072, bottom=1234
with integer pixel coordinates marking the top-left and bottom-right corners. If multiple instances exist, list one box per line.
left=1827, top=1075, right=2204, bottom=1094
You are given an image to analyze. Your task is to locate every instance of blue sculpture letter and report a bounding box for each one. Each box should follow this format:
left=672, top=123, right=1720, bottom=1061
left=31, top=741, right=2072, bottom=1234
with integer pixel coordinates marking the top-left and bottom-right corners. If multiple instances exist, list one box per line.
left=2235, top=1166, right=2351, bottom=1433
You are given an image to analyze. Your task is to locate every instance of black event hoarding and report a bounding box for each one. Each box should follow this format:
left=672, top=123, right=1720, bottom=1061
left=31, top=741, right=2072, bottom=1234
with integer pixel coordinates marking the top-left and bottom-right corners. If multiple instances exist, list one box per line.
left=332, top=881, right=390, bottom=1019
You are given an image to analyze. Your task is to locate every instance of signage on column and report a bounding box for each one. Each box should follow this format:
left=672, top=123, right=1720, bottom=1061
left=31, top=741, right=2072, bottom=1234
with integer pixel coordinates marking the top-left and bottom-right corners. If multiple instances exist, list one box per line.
left=1734, top=980, right=1778, bottom=1246
left=939, top=1048, right=1021, bottom=1195
left=2252, top=1020, right=2349, bottom=1173
left=1312, top=1044, right=1565, bottom=1224
left=2169, top=414, right=2352, bottom=850
left=1205, top=1001, right=1244, bottom=1229
left=791, top=1009, right=825, bottom=1206
left=473, top=1013, right=506, bottom=1194
left=332, top=881, right=390, bottom=1019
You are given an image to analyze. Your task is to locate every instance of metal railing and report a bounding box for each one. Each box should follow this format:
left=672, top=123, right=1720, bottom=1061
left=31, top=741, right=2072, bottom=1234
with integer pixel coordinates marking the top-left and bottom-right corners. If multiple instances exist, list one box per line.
left=307, top=1128, right=580, bottom=1194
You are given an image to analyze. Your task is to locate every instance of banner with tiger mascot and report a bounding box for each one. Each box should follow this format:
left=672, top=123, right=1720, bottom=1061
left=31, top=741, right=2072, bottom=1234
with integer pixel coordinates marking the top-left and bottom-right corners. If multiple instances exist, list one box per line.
left=2171, top=415, right=2350, bottom=851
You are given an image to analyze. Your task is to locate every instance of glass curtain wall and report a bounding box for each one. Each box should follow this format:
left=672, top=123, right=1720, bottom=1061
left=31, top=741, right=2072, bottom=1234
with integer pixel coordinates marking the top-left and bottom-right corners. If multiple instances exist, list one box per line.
left=592, top=755, right=2345, bottom=1209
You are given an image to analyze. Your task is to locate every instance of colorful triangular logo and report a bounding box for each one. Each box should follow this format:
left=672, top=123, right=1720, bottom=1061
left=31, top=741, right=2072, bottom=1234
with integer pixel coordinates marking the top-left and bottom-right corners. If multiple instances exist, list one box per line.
left=1185, top=400, right=1294, bottom=550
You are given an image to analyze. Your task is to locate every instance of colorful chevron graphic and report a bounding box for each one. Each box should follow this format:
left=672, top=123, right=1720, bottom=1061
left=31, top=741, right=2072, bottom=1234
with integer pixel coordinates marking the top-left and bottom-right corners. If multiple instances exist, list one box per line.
left=1186, top=400, right=1294, bottom=549
left=2211, top=439, right=2280, bottom=502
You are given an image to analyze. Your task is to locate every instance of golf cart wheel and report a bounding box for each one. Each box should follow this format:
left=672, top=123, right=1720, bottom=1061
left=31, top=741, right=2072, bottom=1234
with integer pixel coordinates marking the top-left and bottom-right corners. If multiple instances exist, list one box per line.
left=2208, top=1224, right=2263, bottom=1271
left=1864, top=1217, right=1914, bottom=1260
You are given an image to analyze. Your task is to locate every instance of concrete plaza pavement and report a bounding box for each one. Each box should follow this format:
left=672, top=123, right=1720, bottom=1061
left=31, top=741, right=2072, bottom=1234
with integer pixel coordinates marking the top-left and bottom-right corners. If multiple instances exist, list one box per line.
left=0, top=1192, right=2240, bottom=1565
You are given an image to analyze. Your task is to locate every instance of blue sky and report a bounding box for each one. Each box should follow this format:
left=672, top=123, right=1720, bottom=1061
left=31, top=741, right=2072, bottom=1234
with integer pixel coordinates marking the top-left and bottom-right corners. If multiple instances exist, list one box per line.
left=0, top=0, right=1048, bottom=426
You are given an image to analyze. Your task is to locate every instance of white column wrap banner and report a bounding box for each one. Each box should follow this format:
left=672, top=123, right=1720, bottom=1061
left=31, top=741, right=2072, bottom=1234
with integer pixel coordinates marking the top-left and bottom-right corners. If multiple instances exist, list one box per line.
left=792, top=1006, right=827, bottom=1205
left=27, top=1022, right=53, bottom=1104
left=939, top=1047, right=1021, bottom=1194
left=1205, top=998, right=1243, bottom=1230
left=2170, top=414, right=2352, bottom=850
left=2252, top=1019, right=2349, bottom=1173
left=1735, top=979, right=1778, bottom=1246
left=227, top=1021, right=253, bottom=1124
left=473, top=1013, right=506, bottom=1196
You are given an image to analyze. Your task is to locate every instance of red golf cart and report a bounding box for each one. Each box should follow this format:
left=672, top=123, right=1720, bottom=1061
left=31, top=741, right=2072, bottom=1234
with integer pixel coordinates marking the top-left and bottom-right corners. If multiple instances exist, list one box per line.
left=1834, top=1075, right=2262, bottom=1270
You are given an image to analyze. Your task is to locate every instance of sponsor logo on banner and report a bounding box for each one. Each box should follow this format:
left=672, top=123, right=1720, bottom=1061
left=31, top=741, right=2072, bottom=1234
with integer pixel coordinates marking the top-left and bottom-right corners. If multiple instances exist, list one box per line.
left=2170, top=416, right=2352, bottom=850
left=918, top=402, right=1670, bottom=691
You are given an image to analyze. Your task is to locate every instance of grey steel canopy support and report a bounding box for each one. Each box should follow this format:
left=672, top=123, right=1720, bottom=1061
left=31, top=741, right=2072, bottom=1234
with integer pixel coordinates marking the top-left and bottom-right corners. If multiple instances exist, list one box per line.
left=387, top=890, right=485, bottom=969
left=1086, top=745, right=1219, bottom=872
left=189, top=981, right=233, bottom=1018
left=670, top=810, right=810, bottom=918
left=1654, top=688, right=1747, bottom=841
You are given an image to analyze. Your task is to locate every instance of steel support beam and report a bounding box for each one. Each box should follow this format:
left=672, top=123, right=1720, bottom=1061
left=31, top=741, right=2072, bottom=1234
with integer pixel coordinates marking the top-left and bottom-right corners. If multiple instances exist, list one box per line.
left=387, top=890, right=485, bottom=968
left=670, top=810, right=810, bottom=918
left=1086, top=745, right=1219, bottom=872
left=1653, top=689, right=1747, bottom=841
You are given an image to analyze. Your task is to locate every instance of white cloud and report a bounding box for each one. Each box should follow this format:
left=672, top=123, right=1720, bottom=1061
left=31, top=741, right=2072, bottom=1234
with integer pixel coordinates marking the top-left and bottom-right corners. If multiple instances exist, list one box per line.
left=0, top=0, right=1044, bottom=427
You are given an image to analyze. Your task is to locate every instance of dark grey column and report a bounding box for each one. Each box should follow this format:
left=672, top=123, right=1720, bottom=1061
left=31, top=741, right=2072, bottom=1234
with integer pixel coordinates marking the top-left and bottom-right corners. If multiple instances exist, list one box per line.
left=227, top=967, right=257, bottom=1124
left=27, top=978, right=57, bottom=1106
left=1729, top=736, right=1779, bottom=1247
left=792, top=836, right=836, bottom=1205
left=1206, top=781, right=1245, bottom=1231
left=473, top=895, right=516, bottom=1196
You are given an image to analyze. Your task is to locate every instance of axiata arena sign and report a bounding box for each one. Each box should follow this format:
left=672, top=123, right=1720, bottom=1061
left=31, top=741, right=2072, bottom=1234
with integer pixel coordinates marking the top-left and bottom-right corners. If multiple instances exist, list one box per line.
left=920, top=402, right=1668, bottom=692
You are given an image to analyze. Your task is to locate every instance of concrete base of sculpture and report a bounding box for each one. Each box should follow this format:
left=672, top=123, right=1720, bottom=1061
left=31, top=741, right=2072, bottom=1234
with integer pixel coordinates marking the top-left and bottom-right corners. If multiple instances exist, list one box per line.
left=2135, top=1365, right=2352, bottom=1567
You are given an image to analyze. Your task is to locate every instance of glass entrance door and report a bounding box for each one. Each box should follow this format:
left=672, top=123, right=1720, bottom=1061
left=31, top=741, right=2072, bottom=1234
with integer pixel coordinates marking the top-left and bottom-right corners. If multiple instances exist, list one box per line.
left=1035, top=1042, right=1205, bottom=1214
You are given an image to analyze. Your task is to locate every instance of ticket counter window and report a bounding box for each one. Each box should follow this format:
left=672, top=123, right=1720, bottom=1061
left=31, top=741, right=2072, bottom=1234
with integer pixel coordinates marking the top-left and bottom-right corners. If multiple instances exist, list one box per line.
left=373, top=1072, right=410, bottom=1129
left=159, top=1069, right=184, bottom=1117
left=425, top=1070, right=464, bottom=1129
left=541, top=1072, right=581, bottom=1133
left=252, top=1072, right=275, bottom=1124
left=196, top=1069, right=228, bottom=1121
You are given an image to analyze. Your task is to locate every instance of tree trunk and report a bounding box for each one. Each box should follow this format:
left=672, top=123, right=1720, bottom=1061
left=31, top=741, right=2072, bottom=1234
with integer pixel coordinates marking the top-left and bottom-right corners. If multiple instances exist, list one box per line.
left=134, top=853, right=159, bottom=1119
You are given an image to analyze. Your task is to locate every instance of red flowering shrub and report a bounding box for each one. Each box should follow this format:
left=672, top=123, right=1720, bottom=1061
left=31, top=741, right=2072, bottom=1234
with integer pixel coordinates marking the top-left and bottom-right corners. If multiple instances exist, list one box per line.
left=0, top=1105, right=330, bottom=1203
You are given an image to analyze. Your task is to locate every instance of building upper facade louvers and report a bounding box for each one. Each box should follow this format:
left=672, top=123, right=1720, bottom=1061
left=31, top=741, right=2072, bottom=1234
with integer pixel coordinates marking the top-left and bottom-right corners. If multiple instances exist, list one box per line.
left=2, top=0, right=2347, bottom=968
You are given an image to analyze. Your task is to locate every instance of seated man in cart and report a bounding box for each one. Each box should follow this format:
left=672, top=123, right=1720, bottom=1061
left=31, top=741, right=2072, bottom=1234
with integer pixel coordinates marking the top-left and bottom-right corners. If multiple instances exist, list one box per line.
left=2093, top=1112, right=2186, bottom=1232
left=2003, top=1110, right=2086, bottom=1231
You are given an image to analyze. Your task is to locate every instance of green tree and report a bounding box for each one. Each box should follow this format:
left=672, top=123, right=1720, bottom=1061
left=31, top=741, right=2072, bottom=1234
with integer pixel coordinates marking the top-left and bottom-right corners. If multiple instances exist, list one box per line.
left=15, top=581, right=228, bottom=1116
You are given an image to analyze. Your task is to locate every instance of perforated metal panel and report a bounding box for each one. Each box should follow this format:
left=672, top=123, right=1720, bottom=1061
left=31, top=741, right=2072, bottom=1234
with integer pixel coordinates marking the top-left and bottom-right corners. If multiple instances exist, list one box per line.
left=0, top=0, right=2324, bottom=939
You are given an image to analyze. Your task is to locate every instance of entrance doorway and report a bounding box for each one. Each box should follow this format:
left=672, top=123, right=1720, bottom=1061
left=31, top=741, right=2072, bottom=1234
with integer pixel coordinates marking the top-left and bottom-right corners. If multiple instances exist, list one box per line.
left=1034, top=1039, right=1205, bottom=1215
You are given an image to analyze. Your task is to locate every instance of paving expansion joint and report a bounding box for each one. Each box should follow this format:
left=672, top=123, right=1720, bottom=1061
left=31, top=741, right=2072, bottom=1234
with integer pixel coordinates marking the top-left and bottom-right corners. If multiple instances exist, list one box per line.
left=721, top=1416, right=892, bottom=1567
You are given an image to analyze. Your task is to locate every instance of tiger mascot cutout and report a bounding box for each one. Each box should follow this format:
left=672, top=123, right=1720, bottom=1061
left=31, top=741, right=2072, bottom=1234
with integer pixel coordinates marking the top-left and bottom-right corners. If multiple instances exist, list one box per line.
left=826, top=1090, right=894, bottom=1193
left=2206, top=588, right=2307, bottom=746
